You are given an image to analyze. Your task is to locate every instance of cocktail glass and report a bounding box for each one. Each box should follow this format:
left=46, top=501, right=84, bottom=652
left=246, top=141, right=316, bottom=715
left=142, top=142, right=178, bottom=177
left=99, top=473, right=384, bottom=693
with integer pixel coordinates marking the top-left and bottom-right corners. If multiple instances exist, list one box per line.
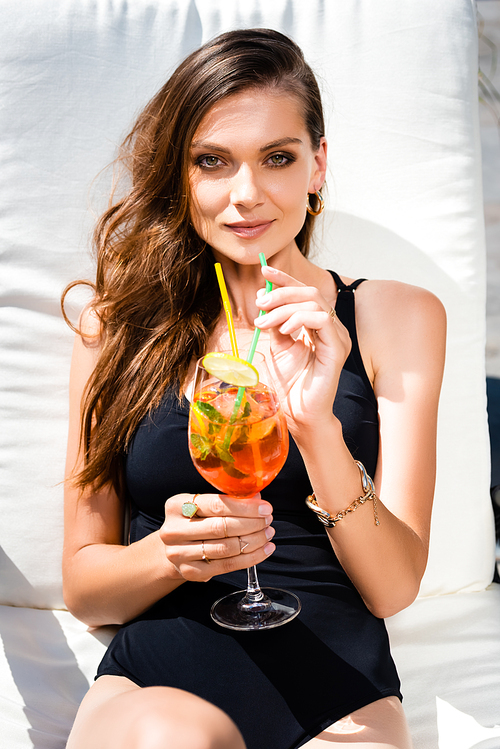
left=188, top=351, right=301, bottom=630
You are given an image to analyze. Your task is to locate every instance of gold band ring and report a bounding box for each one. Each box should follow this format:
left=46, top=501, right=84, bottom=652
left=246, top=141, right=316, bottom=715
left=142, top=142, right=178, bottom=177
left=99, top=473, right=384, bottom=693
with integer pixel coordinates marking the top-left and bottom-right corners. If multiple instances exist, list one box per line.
left=201, top=541, right=211, bottom=564
left=238, top=537, right=249, bottom=554
left=181, top=494, right=200, bottom=519
left=222, top=517, right=229, bottom=538
left=328, top=307, right=337, bottom=321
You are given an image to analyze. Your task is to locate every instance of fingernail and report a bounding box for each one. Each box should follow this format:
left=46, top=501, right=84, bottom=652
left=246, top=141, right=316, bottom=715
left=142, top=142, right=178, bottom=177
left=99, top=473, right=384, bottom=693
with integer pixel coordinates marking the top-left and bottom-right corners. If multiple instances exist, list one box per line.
left=264, top=542, right=275, bottom=556
left=258, top=293, right=271, bottom=305
left=259, top=504, right=272, bottom=516
left=265, top=526, right=275, bottom=540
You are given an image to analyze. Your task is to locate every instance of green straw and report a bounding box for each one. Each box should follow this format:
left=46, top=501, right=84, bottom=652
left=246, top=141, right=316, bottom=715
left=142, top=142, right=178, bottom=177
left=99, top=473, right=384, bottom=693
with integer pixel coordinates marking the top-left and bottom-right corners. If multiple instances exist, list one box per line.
left=246, top=252, right=272, bottom=365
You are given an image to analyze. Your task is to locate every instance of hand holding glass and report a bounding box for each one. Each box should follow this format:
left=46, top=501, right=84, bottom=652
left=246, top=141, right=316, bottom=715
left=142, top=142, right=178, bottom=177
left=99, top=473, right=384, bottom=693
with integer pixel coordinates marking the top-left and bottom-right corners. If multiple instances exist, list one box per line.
left=188, top=352, right=301, bottom=630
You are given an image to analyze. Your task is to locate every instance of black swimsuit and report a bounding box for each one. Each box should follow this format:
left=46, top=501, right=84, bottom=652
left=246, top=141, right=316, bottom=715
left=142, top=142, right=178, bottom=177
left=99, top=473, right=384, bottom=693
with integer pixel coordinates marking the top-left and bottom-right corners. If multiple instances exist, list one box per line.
left=96, top=272, right=402, bottom=749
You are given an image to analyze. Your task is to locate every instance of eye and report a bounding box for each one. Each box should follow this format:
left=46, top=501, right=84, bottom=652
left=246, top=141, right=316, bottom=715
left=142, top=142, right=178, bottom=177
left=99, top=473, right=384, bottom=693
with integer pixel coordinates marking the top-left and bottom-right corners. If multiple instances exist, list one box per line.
left=197, top=155, right=223, bottom=169
left=266, top=152, right=294, bottom=167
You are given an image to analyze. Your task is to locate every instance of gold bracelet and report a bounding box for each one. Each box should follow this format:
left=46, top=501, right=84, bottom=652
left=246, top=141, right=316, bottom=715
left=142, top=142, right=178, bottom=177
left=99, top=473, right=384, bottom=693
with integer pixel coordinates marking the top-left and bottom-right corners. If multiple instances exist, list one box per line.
left=305, top=461, right=380, bottom=528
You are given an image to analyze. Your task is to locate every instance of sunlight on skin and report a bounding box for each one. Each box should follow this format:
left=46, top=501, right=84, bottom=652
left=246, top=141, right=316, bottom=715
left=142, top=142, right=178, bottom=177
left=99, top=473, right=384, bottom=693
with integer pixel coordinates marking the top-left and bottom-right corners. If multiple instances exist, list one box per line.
left=301, top=697, right=412, bottom=748
left=331, top=716, right=366, bottom=735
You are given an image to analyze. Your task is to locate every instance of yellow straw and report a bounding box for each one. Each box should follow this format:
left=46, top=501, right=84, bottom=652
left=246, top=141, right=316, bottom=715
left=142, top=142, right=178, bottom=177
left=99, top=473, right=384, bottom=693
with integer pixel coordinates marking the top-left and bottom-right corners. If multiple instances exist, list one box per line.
left=214, top=263, right=239, bottom=357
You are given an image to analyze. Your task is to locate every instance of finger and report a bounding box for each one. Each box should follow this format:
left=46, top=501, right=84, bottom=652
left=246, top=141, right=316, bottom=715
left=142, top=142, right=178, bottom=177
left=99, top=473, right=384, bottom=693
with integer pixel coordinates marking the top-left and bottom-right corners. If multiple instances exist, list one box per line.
left=162, top=510, right=273, bottom=545
left=256, top=284, right=327, bottom=314
left=257, top=308, right=338, bottom=339
left=170, top=525, right=275, bottom=566
left=204, top=525, right=275, bottom=559
left=255, top=302, right=327, bottom=330
left=261, top=265, right=306, bottom=289
left=209, top=514, right=276, bottom=542
left=174, top=541, right=276, bottom=583
left=214, top=494, right=273, bottom=519
left=280, top=310, right=337, bottom=338
left=198, top=514, right=274, bottom=541
left=167, top=493, right=273, bottom=520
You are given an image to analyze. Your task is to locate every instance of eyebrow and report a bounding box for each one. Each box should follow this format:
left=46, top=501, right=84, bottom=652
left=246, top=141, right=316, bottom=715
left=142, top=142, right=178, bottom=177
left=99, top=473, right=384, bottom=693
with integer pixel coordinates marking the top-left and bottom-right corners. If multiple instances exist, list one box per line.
left=190, top=141, right=231, bottom=154
left=190, top=137, right=304, bottom=154
left=259, top=137, right=303, bottom=152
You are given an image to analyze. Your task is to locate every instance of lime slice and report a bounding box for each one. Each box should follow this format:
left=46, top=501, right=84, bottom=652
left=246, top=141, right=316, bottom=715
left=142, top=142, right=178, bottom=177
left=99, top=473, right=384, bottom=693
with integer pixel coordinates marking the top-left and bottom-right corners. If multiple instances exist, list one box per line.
left=202, top=353, right=259, bottom=387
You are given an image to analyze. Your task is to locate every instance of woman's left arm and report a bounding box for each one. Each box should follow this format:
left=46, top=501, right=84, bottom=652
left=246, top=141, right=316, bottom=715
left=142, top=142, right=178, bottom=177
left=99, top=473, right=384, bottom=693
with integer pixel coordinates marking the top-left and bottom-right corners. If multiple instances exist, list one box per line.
left=256, top=268, right=446, bottom=619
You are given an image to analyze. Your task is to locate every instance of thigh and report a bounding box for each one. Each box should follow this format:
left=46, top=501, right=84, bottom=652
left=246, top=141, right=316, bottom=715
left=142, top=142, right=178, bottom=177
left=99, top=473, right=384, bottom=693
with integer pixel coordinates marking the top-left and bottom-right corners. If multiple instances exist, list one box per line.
left=302, top=697, right=412, bottom=749
left=66, top=676, right=140, bottom=749
left=66, top=675, right=246, bottom=749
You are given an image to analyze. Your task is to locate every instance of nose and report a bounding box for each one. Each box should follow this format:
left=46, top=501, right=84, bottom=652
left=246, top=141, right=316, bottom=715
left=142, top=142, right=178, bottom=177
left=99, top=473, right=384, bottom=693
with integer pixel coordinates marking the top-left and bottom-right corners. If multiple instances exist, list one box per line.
left=230, top=163, right=264, bottom=209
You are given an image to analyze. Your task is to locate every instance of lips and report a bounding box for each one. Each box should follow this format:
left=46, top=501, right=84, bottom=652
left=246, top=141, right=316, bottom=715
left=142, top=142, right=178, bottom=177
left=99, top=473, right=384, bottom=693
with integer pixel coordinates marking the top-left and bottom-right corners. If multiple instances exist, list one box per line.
left=225, top=220, right=274, bottom=239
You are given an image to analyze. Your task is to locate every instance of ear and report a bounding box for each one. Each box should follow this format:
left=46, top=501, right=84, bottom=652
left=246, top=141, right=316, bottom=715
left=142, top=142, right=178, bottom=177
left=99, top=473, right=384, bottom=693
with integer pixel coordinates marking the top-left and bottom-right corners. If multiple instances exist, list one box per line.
left=308, top=137, right=328, bottom=193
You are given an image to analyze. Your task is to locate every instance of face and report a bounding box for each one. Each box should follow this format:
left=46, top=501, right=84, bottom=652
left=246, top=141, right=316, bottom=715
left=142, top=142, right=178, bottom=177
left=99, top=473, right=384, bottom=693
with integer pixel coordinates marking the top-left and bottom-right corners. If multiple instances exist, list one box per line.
left=188, top=88, right=327, bottom=266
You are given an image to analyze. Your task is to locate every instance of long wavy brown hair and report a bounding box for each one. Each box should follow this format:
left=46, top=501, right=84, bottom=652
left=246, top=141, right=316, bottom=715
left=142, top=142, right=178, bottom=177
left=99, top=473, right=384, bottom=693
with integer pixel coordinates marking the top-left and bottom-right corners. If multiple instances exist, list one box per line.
left=62, top=28, right=326, bottom=496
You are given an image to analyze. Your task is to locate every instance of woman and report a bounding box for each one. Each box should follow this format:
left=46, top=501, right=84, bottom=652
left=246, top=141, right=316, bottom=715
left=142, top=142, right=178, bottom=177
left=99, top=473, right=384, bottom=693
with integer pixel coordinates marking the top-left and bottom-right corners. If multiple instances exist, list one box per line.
left=63, top=28, right=446, bottom=749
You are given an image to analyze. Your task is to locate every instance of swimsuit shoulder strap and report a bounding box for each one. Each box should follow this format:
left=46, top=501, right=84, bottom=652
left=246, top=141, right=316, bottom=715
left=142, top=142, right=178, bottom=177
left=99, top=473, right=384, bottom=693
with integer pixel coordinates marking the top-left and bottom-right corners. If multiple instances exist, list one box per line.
left=329, top=270, right=367, bottom=293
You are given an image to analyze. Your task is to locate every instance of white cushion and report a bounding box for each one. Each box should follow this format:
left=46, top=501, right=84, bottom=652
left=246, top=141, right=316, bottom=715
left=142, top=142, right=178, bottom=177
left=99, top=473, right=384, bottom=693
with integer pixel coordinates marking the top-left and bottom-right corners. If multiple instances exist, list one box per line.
left=387, top=585, right=500, bottom=749
left=0, top=605, right=116, bottom=749
left=0, top=0, right=493, bottom=609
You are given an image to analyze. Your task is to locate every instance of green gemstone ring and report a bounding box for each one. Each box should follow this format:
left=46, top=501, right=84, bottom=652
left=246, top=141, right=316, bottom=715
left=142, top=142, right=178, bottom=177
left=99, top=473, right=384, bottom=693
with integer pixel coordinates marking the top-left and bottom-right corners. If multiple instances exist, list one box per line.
left=181, top=498, right=200, bottom=519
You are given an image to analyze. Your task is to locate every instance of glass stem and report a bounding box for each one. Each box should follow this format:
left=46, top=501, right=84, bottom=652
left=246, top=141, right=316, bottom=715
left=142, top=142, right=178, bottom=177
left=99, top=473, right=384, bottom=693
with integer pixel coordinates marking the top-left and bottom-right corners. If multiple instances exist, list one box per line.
left=245, top=565, right=265, bottom=602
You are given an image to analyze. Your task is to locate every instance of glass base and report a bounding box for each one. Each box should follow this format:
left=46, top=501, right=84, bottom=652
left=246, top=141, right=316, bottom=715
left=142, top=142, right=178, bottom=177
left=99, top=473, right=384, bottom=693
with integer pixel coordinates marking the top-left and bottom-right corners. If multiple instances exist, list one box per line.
left=210, top=587, right=301, bottom=631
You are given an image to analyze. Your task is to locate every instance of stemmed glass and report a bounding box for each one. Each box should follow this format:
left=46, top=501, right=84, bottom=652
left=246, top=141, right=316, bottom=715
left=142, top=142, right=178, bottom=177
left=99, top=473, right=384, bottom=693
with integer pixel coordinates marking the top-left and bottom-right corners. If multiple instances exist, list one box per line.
left=188, top=351, right=301, bottom=630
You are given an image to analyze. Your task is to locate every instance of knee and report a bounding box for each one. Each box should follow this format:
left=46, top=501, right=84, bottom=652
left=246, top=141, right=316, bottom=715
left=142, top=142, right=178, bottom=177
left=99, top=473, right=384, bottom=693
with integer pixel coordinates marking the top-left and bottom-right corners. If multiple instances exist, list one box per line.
left=132, top=717, right=243, bottom=749
left=129, top=688, right=246, bottom=749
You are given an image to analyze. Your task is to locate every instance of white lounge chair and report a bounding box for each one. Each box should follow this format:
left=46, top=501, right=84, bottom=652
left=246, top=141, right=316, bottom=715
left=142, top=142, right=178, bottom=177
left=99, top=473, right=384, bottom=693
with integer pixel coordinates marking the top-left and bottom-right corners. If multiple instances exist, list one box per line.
left=1, top=2, right=498, bottom=747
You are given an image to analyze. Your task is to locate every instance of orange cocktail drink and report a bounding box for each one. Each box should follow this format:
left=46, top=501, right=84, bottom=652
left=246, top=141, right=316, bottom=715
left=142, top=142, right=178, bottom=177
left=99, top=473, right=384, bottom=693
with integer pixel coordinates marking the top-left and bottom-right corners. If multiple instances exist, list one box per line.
left=189, top=382, right=289, bottom=498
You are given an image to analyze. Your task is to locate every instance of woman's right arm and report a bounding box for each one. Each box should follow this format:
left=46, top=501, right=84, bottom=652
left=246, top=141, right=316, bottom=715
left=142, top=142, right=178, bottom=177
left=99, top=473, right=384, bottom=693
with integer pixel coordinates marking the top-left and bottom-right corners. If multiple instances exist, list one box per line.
left=62, top=311, right=186, bottom=627
left=63, top=310, right=275, bottom=627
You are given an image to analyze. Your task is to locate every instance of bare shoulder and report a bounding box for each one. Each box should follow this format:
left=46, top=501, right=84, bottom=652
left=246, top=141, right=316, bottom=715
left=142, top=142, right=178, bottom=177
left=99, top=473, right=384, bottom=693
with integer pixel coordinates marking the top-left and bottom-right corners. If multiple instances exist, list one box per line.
left=356, top=278, right=446, bottom=322
left=353, top=279, right=447, bottom=382
left=332, top=272, right=445, bottom=320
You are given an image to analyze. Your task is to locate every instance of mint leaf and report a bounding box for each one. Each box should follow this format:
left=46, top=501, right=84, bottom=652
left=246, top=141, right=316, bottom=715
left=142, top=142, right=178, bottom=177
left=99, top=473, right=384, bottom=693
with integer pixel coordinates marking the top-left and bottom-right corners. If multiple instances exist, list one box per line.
left=190, top=433, right=212, bottom=460
left=195, top=400, right=225, bottom=423
left=223, top=464, right=249, bottom=479
left=214, top=441, right=235, bottom=464
left=230, top=425, right=249, bottom=450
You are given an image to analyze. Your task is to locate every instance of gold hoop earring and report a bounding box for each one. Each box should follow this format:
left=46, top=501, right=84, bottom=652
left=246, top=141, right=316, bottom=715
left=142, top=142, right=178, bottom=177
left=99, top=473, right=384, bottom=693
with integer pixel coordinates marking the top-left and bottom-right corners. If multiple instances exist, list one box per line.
left=306, top=190, right=325, bottom=216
